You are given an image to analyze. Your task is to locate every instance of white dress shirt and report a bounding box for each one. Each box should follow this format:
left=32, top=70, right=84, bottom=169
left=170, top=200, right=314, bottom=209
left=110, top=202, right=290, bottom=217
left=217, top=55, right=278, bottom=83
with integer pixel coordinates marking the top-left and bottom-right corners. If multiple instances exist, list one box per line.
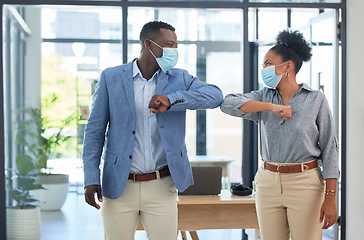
left=130, top=59, right=167, bottom=173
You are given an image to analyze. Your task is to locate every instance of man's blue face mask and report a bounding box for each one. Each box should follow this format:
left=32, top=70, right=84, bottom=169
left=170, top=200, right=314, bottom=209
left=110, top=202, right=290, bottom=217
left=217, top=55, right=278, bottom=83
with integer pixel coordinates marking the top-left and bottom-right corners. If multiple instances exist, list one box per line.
left=149, top=40, right=178, bottom=72
left=261, top=62, right=288, bottom=88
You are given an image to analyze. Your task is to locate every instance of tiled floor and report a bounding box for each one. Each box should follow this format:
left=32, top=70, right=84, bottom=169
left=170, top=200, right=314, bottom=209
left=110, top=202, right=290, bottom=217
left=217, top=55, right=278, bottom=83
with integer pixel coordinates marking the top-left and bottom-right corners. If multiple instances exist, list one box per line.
left=40, top=191, right=245, bottom=240
left=40, top=191, right=335, bottom=240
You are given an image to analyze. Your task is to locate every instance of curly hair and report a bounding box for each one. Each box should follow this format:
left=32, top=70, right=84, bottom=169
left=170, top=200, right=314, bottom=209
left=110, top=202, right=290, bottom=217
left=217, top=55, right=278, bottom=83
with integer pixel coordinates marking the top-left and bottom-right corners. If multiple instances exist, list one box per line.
left=139, top=21, right=175, bottom=45
left=270, top=29, right=312, bottom=74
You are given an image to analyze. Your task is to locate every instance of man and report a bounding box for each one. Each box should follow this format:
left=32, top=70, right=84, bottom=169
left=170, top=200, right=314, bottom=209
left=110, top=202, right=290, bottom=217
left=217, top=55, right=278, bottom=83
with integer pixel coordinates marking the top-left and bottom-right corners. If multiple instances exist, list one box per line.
left=82, top=21, right=223, bottom=240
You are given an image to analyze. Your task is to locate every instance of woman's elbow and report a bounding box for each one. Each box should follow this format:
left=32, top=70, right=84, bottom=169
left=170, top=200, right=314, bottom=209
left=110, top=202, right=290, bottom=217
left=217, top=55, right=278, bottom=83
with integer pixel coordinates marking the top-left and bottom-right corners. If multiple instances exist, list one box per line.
left=219, top=100, right=234, bottom=115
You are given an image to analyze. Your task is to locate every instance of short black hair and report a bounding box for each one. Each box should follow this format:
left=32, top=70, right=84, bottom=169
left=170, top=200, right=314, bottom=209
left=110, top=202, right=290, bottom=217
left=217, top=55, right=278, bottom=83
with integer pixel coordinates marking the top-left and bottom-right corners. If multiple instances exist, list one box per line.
left=139, top=21, right=175, bottom=45
left=270, top=29, right=312, bottom=74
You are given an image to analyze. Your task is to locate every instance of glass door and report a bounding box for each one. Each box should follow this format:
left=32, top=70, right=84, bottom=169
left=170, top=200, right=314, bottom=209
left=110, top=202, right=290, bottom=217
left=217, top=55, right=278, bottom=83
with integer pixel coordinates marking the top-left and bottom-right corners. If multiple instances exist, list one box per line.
left=308, top=10, right=340, bottom=128
left=296, top=9, right=340, bottom=240
left=307, top=10, right=341, bottom=240
left=255, top=9, right=341, bottom=240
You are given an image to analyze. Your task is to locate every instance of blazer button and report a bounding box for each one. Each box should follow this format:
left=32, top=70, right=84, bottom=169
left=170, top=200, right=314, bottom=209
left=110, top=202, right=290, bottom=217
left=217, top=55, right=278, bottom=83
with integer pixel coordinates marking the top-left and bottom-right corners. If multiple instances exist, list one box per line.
left=132, top=130, right=135, bottom=135
left=129, top=155, right=132, bottom=159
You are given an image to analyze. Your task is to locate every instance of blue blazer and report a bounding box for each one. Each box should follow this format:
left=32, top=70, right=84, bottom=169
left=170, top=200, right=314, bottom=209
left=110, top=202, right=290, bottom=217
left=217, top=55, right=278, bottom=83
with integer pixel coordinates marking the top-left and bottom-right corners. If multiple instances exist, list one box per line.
left=82, top=59, right=223, bottom=199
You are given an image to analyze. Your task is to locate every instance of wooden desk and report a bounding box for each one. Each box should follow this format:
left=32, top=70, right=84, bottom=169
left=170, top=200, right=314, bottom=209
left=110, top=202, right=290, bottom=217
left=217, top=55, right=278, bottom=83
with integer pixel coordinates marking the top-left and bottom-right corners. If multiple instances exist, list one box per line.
left=189, top=155, right=233, bottom=189
left=137, top=190, right=259, bottom=239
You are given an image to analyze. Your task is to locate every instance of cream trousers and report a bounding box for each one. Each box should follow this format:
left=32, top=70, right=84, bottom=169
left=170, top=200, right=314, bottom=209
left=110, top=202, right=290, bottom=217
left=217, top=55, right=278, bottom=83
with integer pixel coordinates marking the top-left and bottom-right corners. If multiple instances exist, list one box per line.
left=254, top=162, right=325, bottom=240
left=101, top=176, right=178, bottom=240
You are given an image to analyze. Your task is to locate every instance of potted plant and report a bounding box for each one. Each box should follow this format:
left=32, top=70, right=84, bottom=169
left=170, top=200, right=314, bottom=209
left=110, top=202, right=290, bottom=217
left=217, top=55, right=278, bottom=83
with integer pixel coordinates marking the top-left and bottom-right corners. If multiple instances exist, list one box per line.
left=6, top=154, right=44, bottom=240
left=16, top=94, right=76, bottom=211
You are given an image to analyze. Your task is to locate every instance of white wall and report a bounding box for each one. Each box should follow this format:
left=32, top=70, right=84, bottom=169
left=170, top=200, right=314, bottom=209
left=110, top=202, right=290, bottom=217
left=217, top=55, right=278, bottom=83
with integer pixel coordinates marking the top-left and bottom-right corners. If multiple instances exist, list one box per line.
left=346, top=0, right=364, bottom=239
left=24, top=7, right=41, bottom=107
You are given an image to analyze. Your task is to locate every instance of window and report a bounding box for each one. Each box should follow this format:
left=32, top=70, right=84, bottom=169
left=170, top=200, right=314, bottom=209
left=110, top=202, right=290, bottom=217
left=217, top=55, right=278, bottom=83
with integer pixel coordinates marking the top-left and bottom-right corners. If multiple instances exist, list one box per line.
left=128, top=8, right=244, bottom=182
left=1, top=2, right=346, bottom=239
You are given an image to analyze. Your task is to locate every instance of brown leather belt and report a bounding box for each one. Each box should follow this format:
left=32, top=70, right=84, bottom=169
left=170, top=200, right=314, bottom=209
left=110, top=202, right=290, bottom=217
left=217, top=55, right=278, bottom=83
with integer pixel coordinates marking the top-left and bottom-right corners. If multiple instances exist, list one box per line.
left=263, top=160, right=318, bottom=174
left=128, top=167, right=170, bottom=182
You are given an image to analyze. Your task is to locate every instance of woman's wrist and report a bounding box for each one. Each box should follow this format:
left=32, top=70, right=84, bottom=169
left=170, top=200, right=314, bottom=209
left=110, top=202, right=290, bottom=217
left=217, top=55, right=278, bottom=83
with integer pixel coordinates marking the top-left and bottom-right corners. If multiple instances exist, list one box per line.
left=324, top=194, right=336, bottom=204
left=325, top=178, right=338, bottom=197
left=268, top=103, right=277, bottom=112
left=325, top=189, right=336, bottom=197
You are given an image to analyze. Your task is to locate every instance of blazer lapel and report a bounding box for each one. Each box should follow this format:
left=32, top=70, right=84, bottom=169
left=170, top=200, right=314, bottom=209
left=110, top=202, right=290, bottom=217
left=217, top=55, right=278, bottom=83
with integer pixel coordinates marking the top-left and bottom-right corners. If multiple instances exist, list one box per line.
left=119, top=62, right=136, bottom=118
left=155, top=71, right=168, bottom=95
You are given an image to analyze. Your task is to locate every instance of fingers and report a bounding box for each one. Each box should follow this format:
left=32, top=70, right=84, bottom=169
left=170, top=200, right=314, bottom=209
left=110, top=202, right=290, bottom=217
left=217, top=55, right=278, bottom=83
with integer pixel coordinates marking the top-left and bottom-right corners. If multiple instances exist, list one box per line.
left=148, top=95, right=160, bottom=109
left=279, top=109, right=291, bottom=120
left=150, top=105, right=169, bottom=113
left=320, top=211, right=337, bottom=229
left=85, top=192, right=100, bottom=209
left=96, top=186, right=103, bottom=203
left=84, top=185, right=102, bottom=210
left=321, top=215, right=329, bottom=229
left=322, top=215, right=336, bottom=229
left=272, top=105, right=292, bottom=120
left=324, top=214, right=337, bottom=229
left=158, top=95, right=171, bottom=106
left=148, top=94, right=171, bottom=113
left=319, top=208, right=324, bottom=224
left=282, top=106, right=292, bottom=119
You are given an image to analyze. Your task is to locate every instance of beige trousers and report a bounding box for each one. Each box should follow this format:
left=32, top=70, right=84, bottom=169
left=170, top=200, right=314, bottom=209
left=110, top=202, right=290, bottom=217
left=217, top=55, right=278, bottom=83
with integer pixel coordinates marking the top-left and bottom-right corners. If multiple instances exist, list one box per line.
left=101, top=176, right=178, bottom=240
left=254, top=162, right=325, bottom=240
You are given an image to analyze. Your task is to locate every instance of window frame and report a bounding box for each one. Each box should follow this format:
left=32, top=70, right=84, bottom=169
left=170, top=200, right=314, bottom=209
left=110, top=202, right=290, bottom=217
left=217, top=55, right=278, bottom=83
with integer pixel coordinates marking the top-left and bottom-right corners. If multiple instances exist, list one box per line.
left=0, top=1, right=347, bottom=240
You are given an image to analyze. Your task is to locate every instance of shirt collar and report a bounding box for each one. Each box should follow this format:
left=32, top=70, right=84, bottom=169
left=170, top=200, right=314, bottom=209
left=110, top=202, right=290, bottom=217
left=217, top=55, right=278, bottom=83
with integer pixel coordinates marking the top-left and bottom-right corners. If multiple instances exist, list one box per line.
left=132, top=59, right=141, bottom=78
left=268, top=83, right=313, bottom=92
left=133, top=59, right=160, bottom=79
left=299, top=83, right=313, bottom=91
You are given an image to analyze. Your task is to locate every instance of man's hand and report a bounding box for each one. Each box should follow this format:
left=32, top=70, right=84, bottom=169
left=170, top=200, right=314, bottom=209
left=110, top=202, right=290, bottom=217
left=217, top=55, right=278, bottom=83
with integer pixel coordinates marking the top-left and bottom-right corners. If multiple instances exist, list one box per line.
left=271, top=104, right=292, bottom=120
left=148, top=94, right=171, bottom=113
left=319, top=195, right=338, bottom=229
left=84, top=185, right=103, bottom=210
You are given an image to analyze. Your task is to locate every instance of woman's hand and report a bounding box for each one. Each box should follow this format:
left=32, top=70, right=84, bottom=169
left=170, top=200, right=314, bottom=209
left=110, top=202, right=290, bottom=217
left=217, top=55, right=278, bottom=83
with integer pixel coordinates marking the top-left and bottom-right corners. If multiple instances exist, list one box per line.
left=319, top=195, right=338, bottom=229
left=271, top=104, right=292, bottom=120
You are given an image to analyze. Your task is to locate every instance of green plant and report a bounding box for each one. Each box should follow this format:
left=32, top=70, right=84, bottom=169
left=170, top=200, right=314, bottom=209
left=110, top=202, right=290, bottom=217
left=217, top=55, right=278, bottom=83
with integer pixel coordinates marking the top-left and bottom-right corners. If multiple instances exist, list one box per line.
left=7, top=154, right=45, bottom=209
left=15, top=93, right=76, bottom=173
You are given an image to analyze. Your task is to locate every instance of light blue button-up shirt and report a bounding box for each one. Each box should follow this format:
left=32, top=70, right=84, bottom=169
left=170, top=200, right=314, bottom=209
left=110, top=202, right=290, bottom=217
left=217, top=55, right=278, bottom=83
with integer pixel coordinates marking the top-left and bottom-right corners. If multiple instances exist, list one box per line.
left=130, top=60, right=167, bottom=173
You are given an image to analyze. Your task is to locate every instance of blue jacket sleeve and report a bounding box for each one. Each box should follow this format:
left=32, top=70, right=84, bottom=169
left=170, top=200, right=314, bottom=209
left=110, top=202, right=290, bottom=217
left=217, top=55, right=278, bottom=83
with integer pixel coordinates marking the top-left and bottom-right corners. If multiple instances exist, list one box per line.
left=220, top=89, right=264, bottom=123
left=82, top=71, right=110, bottom=187
left=166, top=71, right=223, bottom=111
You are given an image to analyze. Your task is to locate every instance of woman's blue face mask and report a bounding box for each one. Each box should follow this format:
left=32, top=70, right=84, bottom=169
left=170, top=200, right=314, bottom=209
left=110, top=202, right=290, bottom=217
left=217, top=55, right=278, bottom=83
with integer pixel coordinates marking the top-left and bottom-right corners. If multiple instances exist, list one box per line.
left=149, top=40, right=178, bottom=72
left=261, top=62, right=288, bottom=88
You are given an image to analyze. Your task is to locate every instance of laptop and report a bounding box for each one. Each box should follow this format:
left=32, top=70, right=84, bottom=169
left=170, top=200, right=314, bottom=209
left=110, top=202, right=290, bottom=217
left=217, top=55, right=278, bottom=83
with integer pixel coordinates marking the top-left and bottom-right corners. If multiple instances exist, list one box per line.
left=179, top=166, right=222, bottom=195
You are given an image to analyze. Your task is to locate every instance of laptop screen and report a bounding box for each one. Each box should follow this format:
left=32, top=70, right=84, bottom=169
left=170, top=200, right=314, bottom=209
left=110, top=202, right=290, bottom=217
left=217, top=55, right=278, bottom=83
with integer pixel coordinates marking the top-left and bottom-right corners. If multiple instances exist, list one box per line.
left=179, top=166, right=222, bottom=195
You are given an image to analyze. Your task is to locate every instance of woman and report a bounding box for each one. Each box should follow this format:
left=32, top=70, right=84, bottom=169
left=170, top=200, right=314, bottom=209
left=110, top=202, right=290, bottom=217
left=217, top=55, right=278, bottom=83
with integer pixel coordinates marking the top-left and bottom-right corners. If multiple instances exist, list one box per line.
left=220, top=30, right=339, bottom=240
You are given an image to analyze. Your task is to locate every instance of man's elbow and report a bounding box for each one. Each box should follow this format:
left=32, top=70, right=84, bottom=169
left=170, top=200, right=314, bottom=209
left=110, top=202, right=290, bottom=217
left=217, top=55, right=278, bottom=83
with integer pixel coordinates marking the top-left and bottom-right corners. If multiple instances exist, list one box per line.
left=210, top=87, right=224, bottom=108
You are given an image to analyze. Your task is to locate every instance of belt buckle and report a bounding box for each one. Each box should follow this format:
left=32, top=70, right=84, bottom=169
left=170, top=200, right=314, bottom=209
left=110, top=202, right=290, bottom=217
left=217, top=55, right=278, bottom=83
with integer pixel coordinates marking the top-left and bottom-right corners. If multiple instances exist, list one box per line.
left=155, top=170, right=160, bottom=179
left=302, top=164, right=309, bottom=172
left=133, top=173, right=143, bottom=182
left=277, top=165, right=282, bottom=174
